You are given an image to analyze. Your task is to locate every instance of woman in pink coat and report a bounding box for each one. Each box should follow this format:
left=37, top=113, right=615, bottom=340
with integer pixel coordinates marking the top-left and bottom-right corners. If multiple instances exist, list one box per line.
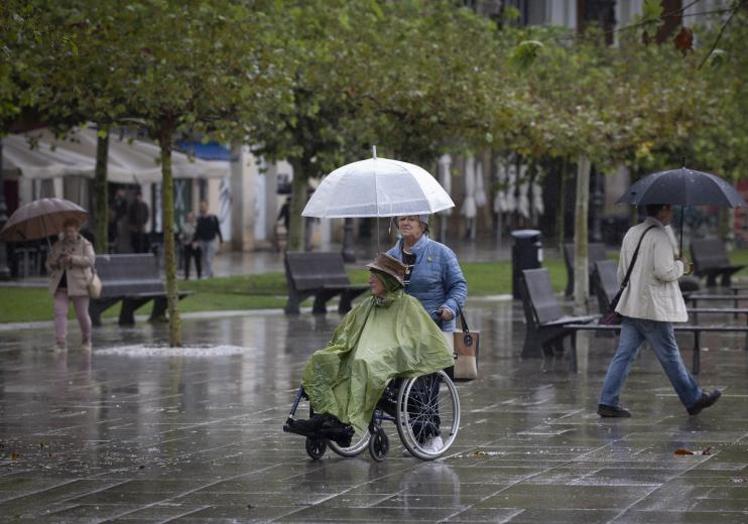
left=46, top=218, right=95, bottom=351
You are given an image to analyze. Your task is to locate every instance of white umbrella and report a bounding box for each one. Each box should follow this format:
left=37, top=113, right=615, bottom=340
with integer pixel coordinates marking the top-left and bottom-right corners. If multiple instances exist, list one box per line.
left=437, top=154, right=452, bottom=217
left=505, top=162, right=517, bottom=213
left=461, top=156, right=477, bottom=241
left=518, top=165, right=530, bottom=219
left=461, top=156, right=477, bottom=219
left=302, top=148, right=454, bottom=219
left=493, top=160, right=507, bottom=214
left=474, top=160, right=488, bottom=208
left=532, top=166, right=545, bottom=216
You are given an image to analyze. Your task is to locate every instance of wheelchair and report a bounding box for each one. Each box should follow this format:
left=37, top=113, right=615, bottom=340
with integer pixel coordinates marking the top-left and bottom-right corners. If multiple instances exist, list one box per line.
left=283, top=370, right=461, bottom=461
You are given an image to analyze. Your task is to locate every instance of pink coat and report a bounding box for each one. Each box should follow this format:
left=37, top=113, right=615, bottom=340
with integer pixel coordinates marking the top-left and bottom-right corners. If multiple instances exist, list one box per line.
left=46, top=235, right=96, bottom=296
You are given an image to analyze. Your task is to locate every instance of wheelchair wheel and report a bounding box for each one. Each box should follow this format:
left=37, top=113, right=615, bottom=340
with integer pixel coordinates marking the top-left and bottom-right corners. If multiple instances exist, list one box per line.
left=305, top=437, right=327, bottom=460
left=368, top=426, right=389, bottom=462
left=328, top=429, right=371, bottom=458
left=396, top=370, right=460, bottom=460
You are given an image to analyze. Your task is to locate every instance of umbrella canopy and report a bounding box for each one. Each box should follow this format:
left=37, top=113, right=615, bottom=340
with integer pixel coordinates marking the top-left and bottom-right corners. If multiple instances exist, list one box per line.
left=616, top=168, right=746, bottom=208
left=617, top=167, right=747, bottom=256
left=0, top=198, right=88, bottom=242
left=302, top=153, right=454, bottom=218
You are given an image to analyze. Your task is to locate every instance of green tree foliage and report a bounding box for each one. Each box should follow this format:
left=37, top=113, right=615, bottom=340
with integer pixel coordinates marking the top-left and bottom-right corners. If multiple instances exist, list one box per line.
left=252, top=0, right=505, bottom=250
left=4, top=0, right=747, bottom=317
left=26, top=0, right=293, bottom=346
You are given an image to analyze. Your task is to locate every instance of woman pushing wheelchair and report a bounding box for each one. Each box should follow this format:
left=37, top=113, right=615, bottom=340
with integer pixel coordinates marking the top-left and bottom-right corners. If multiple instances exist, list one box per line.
left=284, top=253, right=460, bottom=461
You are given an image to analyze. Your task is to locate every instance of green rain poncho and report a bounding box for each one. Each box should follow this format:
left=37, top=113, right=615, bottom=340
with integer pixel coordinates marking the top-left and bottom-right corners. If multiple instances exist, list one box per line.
left=301, top=271, right=454, bottom=433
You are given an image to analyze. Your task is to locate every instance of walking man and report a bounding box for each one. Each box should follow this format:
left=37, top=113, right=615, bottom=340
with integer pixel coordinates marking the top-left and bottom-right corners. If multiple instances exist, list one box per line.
left=127, top=191, right=150, bottom=253
left=194, top=200, right=223, bottom=278
left=598, top=203, right=721, bottom=418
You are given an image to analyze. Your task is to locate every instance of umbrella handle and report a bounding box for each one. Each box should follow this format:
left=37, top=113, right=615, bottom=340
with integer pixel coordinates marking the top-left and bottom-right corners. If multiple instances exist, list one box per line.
left=679, top=207, right=684, bottom=258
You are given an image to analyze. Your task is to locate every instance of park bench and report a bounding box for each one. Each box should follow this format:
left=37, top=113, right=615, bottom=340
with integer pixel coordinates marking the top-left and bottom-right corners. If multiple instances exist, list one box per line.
left=89, top=253, right=192, bottom=326
left=563, top=242, right=609, bottom=297
left=283, top=251, right=368, bottom=315
left=523, top=267, right=748, bottom=374
left=519, top=268, right=598, bottom=358
left=594, top=259, right=748, bottom=325
left=566, top=322, right=748, bottom=375
left=592, top=260, right=619, bottom=315
left=690, top=238, right=744, bottom=287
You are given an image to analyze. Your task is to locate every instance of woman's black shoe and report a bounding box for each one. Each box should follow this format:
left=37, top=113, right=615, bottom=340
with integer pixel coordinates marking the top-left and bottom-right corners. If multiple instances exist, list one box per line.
left=597, top=404, right=631, bottom=418
left=687, top=390, right=721, bottom=415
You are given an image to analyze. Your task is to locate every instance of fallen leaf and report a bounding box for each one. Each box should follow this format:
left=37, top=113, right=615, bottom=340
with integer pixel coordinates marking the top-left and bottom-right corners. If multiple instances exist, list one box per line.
left=674, top=447, right=713, bottom=456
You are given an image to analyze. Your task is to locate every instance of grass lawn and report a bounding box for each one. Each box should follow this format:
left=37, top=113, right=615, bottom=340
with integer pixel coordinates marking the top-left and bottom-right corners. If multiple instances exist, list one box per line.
left=2, top=249, right=745, bottom=324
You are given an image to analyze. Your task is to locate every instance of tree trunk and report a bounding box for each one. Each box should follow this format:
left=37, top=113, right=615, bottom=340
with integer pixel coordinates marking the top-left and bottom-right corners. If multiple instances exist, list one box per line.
left=574, top=155, right=591, bottom=310
left=288, top=158, right=308, bottom=252
left=158, top=123, right=181, bottom=347
left=94, top=128, right=109, bottom=254
left=557, top=157, right=567, bottom=256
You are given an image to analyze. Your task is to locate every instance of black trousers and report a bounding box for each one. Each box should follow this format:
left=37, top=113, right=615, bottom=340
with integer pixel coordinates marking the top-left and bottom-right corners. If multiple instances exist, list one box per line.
left=184, top=244, right=202, bottom=279
left=131, top=231, right=149, bottom=253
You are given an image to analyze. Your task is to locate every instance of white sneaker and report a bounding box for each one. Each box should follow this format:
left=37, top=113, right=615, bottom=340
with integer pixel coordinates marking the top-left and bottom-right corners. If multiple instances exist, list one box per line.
left=423, top=435, right=444, bottom=454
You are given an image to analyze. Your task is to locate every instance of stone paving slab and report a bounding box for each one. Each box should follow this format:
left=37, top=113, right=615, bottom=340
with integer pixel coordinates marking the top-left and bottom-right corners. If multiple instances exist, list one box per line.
left=2, top=300, right=748, bottom=522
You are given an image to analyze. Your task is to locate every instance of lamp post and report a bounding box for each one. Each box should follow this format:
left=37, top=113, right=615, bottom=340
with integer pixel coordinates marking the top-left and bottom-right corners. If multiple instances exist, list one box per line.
left=0, top=141, right=11, bottom=279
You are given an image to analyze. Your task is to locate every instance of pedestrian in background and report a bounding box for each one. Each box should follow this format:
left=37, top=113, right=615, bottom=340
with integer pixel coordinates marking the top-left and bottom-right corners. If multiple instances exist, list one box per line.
left=180, top=212, right=201, bottom=280
left=387, top=215, right=467, bottom=361
left=127, top=191, right=150, bottom=253
left=195, top=200, right=222, bottom=278
left=109, top=188, right=128, bottom=251
left=598, top=203, right=721, bottom=418
left=46, top=218, right=95, bottom=351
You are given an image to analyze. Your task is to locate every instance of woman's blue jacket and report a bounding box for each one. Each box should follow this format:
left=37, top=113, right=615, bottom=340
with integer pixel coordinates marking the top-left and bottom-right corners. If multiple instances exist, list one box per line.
left=387, top=234, right=467, bottom=332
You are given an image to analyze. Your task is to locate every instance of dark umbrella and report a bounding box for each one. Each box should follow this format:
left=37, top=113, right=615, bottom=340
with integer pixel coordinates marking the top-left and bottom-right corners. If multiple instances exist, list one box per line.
left=0, top=198, right=88, bottom=246
left=616, top=167, right=747, bottom=254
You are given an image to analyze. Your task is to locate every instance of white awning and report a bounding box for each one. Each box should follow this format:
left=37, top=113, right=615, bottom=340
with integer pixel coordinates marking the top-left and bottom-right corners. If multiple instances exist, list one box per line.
left=1, top=126, right=230, bottom=183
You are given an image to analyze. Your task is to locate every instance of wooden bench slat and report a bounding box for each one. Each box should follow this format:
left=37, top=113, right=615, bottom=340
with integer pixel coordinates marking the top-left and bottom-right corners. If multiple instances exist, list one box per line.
left=690, top=238, right=745, bottom=287
left=284, top=252, right=368, bottom=315
left=89, top=253, right=185, bottom=326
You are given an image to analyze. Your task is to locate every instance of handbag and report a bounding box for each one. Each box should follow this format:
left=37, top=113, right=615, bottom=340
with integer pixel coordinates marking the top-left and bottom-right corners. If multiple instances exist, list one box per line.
left=451, top=309, right=479, bottom=381
left=601, top=225, right=656, bottom=325
left=88, top=269, right=103, bottom=299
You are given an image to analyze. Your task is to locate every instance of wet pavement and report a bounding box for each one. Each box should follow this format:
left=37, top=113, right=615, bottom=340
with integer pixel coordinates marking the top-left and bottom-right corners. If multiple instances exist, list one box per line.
left=2, top=296, right=748, bottom=523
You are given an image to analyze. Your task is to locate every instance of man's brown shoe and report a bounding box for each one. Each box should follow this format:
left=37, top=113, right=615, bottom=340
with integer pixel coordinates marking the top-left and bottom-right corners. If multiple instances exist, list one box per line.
left=597, top=404, right=631, bottom=418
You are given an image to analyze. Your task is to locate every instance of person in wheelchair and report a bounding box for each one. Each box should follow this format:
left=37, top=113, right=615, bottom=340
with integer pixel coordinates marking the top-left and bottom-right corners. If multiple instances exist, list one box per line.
left=286, top=253, right=454, bottom=450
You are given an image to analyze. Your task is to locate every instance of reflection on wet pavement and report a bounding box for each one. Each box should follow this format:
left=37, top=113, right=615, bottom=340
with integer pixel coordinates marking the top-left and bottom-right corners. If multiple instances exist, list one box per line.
left=1, top=299, right=748, bottom=522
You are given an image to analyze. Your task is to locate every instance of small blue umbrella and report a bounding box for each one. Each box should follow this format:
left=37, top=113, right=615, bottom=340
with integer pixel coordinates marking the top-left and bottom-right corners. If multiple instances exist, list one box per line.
left=617, top=167, right=747, bottom=254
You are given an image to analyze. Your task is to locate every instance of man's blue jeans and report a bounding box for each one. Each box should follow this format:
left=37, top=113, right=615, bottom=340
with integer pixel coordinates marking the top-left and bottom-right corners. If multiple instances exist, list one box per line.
left=599, top=317, right=702, bottom=409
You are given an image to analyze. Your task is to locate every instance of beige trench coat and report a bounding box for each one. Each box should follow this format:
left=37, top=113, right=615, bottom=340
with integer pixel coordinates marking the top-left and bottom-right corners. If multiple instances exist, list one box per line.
left=46, top=235, right=96, bottom=297
left=615, top=216, right=688, bottom=323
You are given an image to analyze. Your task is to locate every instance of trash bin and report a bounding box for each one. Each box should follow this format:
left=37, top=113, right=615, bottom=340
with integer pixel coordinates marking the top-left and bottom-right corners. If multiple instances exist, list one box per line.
left=511, top=229, right=543, bottom=299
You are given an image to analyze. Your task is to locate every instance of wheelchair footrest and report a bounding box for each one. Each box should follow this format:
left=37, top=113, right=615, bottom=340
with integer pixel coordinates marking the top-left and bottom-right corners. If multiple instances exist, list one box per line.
left=283, top=415, right=354, bottom=447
